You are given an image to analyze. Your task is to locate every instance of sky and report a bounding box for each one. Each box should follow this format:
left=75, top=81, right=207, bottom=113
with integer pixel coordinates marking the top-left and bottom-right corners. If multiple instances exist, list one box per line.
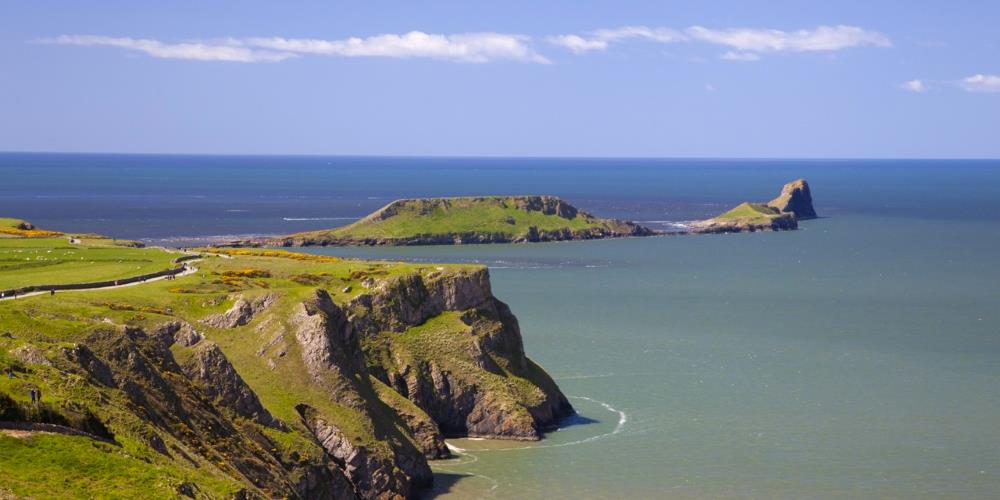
left=1, top=0, right=998, bottom=158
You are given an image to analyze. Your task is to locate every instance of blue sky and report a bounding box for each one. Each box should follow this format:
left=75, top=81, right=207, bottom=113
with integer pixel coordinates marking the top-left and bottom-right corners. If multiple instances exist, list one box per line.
left=1, top=0, right=998, bottom=158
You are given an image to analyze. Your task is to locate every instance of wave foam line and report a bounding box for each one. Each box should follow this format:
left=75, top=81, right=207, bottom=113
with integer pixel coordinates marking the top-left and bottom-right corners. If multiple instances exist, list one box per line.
left=473, top=395, right=626, bottom=452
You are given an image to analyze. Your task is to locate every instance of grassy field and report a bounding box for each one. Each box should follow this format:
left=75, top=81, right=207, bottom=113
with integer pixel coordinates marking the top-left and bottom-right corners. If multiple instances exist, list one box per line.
left=285, top=196, right=639, bottom=243
left=0, top=238, right=178, bottom=289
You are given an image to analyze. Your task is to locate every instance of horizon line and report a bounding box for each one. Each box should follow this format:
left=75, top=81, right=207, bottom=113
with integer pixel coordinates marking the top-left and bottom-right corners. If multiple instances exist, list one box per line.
left=1, top=150, right=999, bottom=162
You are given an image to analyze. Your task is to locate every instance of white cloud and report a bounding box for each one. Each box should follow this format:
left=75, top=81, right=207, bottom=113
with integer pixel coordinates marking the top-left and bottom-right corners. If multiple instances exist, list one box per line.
left=244, top=32, right=548, bottom=63
left=546, top=34, right=610, bottom=54
left=900, top=79, right=927, bottom=92
left=687, top=25, right=891, bottom=53
left=548, top=25, right=684, bottom=53
left=41, top=35, right=296, bottom=62
left=720, top=51, right=760, bottom=61
left=959, top=74, right=1000, bottom=93
left=42, top=31, right=548, bottom=64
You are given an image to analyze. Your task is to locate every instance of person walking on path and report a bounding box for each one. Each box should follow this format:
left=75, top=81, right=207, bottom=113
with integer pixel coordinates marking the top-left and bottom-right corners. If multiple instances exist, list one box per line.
left=29, top=388, right=36, bottom=403
left=36, top=388, right=42, bottom=402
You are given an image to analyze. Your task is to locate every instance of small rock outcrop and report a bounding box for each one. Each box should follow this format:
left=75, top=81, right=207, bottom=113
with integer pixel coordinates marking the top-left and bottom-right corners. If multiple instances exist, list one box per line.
left=151, top=320, right=203, bottom=348
left=202, top=293, right=278, bottom=329
left=768, top=179, right=817, bottom=219
left=10, top=344, right=52, bottom=366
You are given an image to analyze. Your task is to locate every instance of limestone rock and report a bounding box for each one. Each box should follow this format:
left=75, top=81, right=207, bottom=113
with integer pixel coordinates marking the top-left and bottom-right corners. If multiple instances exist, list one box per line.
left=181, top=341, right=277, bottom=427
left=10, top=344, right=52, bottom=366
left=202, top=293, right=278, bottom=329
left=768, top=179, right=817, bottom=219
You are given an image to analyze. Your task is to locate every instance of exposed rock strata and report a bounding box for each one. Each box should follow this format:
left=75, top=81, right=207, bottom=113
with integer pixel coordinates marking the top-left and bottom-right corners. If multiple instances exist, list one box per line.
left=291, top=289, right=433, bottom=499
left=202, top=293, right=278, bottom=328
left=768, top=179, right=817, bottom=219
left=180, top=341, right=278, bottom=427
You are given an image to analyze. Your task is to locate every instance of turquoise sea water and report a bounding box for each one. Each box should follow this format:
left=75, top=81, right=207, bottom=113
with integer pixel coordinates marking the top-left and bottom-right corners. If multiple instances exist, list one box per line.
left=2, top=154, right=999, bottom=498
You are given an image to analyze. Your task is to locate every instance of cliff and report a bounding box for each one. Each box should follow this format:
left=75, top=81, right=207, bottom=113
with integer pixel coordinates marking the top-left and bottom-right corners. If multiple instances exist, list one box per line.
left=0, top=247, right=572, bottom=499
left=232, top=196, right=653, bottom=247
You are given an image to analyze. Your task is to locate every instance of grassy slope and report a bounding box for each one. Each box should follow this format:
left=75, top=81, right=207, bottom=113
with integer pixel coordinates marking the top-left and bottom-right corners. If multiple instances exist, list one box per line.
left=0, top=245, right=496, bottom=496
left=289, top=196, right=626, bottom=242
left=0, top=433, right=238, bottom=500
left=0, top=238, right=177, bottom=289
left=709, top=202, right=782, bottom=224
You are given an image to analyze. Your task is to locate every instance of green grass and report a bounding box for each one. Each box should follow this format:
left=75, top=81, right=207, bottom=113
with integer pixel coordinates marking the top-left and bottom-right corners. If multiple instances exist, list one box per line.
left=0, top=433, right=239, bottom=499
left=0, top=218, right=29, bottom=229
left=0, top=238, right=177, bottom=289
left=711, top=202, right=782, bottom=224
left=287, top=196, right=633, bottom=243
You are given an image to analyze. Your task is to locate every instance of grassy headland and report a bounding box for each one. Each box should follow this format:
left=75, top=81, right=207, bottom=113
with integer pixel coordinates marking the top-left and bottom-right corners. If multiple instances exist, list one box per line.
left=236, top=195, right=652, bottom=246
left=0, top=223, right=572, bottom=498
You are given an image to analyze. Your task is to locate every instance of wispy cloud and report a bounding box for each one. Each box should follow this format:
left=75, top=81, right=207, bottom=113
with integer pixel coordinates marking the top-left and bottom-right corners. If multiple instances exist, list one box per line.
left=42, top=25, right=892, bottom=65
left=41, top=31, right=549, bottom=64
left=547, top=26, right=685, bottom=53
left=550, top=24, right=890, bottom=61
left=40, top=35, right=296, bottom=62
left=244, top=32, right=548, bottom=63
left=720, top=51, right=760, bottom=62
left=900, top=79, right=927, bottom=92
left=686, top=25, right=891, bottom=53
left=958, top=74, right=1000, bottom=93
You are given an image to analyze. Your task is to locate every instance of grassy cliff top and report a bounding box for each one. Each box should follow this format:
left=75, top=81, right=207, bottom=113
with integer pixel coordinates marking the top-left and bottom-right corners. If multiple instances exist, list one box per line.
left=276, top=195, right=645, bottom=245
left=711, top=202, right=784, bottom=225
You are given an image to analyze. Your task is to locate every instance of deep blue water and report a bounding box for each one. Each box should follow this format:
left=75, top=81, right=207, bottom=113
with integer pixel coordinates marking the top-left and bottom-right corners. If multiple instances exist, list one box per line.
left=2, top=153, right=998, bottom=244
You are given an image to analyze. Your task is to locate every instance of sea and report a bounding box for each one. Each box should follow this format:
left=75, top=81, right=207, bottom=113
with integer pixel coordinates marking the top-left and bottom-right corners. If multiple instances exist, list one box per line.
left=2, top=153, right=998, bottom=499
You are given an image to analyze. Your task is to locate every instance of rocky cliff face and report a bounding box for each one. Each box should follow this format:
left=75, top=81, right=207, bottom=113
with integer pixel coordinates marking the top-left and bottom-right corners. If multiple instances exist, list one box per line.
left=348, top=268, right=574, bottom=440
left=768, top=179, right=817, bottom=219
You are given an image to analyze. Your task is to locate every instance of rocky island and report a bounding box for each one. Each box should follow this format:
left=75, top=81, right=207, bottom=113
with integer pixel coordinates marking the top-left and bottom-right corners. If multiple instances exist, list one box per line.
left=233, top=195, right=653, bottom=247
left=689, top=179, right=817, bottom=234
left=0, top=225, right=573, bottom=499
left=228, top=181, right=817, bottom=248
